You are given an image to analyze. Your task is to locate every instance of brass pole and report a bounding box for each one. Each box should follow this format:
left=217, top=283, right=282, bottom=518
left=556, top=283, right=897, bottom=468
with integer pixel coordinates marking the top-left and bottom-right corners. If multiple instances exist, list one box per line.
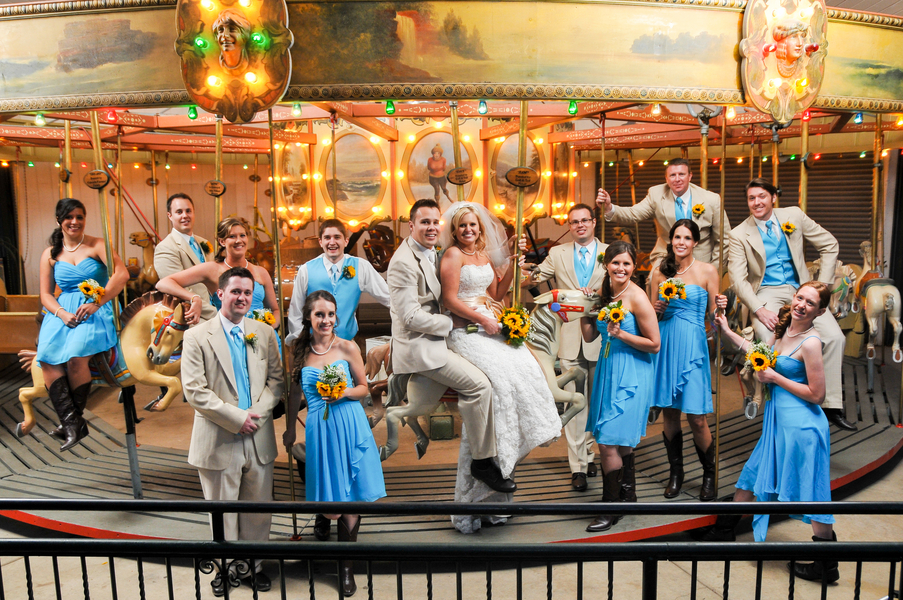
left=116, top=131, right=127, bottom=307
left=58, top=144, right=65, bottom=200
left=714, top=113, right=728, bottom=497
left=449, top=101, right=466, bottom=203
left=150, top=150, right=159, bottom=235
left=758, top=141, right=763, bottom=178
left=799, top=118, right=809, bottom=213
left=599, top=119, right=605, bottom=243
left=89, top=111, right=120, bottom=331
left=700, top=129, right=709, bottom=190
left=512, top=100, right=529, bottom=306
left=749, top=136, right=755, bottom=181
left=772, top=136, right=780, bottom=206
left=253, top=154, right=260, bottom=232
left=626, top=150, right=640, bottom=250
left=63, top=120, right=73, bottom=198
left=215, top=114, right=223, bottom=228
left=331, top=116, right=338, bottom=213
left=871, top=115, right=883, bottom=271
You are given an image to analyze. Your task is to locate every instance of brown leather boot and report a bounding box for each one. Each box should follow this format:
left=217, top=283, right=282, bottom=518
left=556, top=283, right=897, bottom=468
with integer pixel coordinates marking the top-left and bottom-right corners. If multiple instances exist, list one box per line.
left=337, top=517, right=361, bottom=596
left=695, top=443, right=717, bottom=501
left=619, top=452, right=637, bottom=503
left=51, top=382, right=90, bottom=441
left=586, top=467, right=623, bottom=532
left=47, top=378, right=86, bottom=452
left=662, top=432, right=684, bottom=498
left=792, top=532, right=840, bottom=583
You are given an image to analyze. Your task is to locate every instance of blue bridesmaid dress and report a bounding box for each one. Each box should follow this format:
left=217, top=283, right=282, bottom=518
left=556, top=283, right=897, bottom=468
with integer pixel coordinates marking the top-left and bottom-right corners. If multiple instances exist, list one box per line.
left=587, top=313, right=655, bottom=447
left=301, top=360, right=386, bottom=502
left=36, top=257, right=117, bottom=367
left=735, top=337, right=834, bottom=541
left=652, top=284, right=712, bottom=414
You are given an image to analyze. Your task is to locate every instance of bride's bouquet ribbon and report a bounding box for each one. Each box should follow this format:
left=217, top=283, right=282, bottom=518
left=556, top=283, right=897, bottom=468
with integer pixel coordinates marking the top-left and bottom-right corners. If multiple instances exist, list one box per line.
left=459, top=295, right=504, bottom=319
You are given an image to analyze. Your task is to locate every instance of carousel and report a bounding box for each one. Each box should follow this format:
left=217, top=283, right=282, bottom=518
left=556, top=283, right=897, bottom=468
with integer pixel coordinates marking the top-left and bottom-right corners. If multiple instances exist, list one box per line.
left=0, top=0, right=900, bottom=544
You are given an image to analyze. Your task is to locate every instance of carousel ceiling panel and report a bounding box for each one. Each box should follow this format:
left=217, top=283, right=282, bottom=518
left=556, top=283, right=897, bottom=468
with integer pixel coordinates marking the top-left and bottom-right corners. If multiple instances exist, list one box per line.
left=831, top=0, right=903, bottom=16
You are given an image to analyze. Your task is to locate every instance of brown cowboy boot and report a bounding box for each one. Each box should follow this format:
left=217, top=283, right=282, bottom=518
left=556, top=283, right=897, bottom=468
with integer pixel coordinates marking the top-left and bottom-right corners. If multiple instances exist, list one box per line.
left=695, top=443, right=717, bottom=501
left=337, top=517, right=361, bottom=596
left=619, top=452, right=637, bottom=503
left=586, top=467, right=623, bottom=532
left=50, top=382, right=90, bottom=441
left=662, top=432, right=684, bottom=498
left=47, top=378, right=86, bottom=452
left=792, top=532, right=840, bottom=583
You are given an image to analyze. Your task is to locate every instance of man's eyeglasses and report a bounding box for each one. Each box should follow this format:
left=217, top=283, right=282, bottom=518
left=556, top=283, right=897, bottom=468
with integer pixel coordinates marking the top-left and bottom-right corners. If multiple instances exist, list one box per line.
left=568, top=218, right=594, bottom=226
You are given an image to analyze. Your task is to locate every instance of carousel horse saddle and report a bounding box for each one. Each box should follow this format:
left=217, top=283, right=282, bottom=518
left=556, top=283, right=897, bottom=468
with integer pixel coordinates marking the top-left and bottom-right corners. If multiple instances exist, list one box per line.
left=860, top=277, right=895, bottom=295
left=89, top=342, right=130, bottom=387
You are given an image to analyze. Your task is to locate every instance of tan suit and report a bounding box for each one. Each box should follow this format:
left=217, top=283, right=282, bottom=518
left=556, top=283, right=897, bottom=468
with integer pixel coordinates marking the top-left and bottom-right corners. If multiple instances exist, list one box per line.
left=728, top=206, right=844, bottom=409
left=531, top=239, right=607, bottom=473
left=387, top=237, right=496, bottom=459
left=181, top=316, right=284, bottom=544
left=606, top=182, right=729, bottom=267
left=155, top=231, right=217, bottom=321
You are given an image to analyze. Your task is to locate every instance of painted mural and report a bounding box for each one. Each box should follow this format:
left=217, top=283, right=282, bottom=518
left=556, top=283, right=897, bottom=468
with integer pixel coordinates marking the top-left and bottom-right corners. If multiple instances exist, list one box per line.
left=401, top=131, right=474, bottom=210
left=318, top=132, right=387, bottom=222
left=491, top=135, right=543, bottom=223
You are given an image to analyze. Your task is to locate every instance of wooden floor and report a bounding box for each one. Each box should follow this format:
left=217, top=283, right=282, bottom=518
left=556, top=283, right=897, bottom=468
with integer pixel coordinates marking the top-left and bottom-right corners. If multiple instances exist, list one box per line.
left=0, top=353, right=900, bottom=544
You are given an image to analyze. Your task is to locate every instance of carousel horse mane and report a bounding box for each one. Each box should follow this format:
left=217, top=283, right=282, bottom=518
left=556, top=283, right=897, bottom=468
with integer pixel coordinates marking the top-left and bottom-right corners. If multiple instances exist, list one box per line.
left=527, top=303, right=557, bottom=356
left=119, top=291, right=184, bottom=328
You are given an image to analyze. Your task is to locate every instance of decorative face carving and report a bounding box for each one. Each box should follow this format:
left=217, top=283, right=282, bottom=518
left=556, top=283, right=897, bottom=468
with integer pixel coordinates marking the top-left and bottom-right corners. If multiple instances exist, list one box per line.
left=212, top=9, right=250, bottom=70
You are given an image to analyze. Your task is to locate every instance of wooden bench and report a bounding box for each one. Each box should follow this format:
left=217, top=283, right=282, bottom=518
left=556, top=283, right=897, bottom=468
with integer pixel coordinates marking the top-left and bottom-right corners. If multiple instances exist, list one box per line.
left=0, top=295, right=41, bottom=354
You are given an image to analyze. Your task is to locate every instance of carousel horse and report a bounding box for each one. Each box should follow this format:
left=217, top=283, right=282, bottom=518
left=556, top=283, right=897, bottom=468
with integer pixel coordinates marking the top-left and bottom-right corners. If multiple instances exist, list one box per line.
left=852, top=241, right=902, bottom=363
left=378, top=289, right=594, bottom=461
left=16, top=291, right=188, bottom=437
left=364, top=342, right=391, bottom=428
left=362, top=224, right=400, bottom=273
left=808, top=259, right=858, bottom=321
left=128, top=231, right=159, bottom=295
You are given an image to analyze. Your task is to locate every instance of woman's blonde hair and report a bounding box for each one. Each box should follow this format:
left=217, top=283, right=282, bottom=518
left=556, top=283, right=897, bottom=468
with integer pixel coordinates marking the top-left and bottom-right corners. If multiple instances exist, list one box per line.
left=449, top=205, right=486, bottom=253
left=214, top=216, right=251, bottom=262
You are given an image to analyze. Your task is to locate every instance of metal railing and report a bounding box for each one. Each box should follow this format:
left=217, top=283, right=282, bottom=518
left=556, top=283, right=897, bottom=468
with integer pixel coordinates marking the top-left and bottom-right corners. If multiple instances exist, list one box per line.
left=0, top=499, right=900, bottom=600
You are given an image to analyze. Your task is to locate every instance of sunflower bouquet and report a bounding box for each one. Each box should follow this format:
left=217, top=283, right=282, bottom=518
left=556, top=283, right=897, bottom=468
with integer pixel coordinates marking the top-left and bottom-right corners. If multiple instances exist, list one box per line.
left=597, top=300, right=630, bottom=358
left=658, top=278, right=687, bottom=301
left=77, top=279, right=105, bottom=304
left=745, top=341, right=778, bottom=372
left=251, top=308, right=277, bottom=327
left=316, top=364, right=348, bottom=420
left=498, top=305, right=531, bottom=348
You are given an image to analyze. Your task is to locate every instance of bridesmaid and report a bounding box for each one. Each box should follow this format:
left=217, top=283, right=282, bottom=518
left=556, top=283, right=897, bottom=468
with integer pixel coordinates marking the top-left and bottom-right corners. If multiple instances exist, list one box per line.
left=701, top=281, right=838, bottom=584
left=283, top=290, right=385, bottom=597
left=36, top=198, right=129, bottom=451
left=581, top=241, right=660, bottom=532
left=647, top=219, right=727, bottom=501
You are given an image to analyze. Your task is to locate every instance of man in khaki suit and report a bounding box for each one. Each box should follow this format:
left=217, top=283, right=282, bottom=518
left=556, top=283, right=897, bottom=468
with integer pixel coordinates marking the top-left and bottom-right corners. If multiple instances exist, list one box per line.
left=387, top=199, right=514, bottom=493
left=154, top=193, right=216, bottom=322
left=520, top=203, right=608, bottom=491
left=596, top=158, right=729, bottom=268
left=181, top=267, right=284, bottom=595
left=728, top=178, right=856, bottom=430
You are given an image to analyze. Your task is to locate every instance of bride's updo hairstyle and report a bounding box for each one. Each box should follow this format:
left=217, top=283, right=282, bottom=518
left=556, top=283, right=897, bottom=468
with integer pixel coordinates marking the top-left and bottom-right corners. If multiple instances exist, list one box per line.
left=598, top=240, right=638, bottom=305
left=49, top=198, right=87, bottom=261
left=773, top=281, right=830, bottom=340
left=660, top=219, right=700, bottom=278
left=449, top=205, right=487, bottom=253
left=214, top=216, right=251, bottom=262
left=291, top=289, right=338, bottom=380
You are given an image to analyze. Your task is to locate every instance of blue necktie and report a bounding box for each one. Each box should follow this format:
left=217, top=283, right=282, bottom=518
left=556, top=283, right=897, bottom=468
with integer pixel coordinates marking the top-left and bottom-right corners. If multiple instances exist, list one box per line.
left=676, top=197, right=686, bottom=220
left=765, top=221, right=776, bottom=239
left=331, top=264, right=340, bottom=284
left=189, top=237, right=205, bottom=263
left=579, top=246, right=588, bottom=266
left=229, top=326, right=252, bottom=410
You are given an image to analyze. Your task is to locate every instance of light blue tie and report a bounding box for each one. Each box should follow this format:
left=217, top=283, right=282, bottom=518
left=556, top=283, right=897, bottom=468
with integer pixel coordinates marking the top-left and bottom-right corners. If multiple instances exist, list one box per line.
left=188, top=237, right=205, bottom=263
left=331, top=264, right=340, bottom=284
left=229, top=326, right=252, bottom=410
left=675, top=197, right=686, bottom=220
left=579, top=246, right=588, bottom=266
left=765, top=221, right=776, bottom=239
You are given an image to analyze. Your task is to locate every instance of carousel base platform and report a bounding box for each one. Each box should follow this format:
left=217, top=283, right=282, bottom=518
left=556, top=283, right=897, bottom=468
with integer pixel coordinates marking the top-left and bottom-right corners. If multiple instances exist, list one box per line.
left=0, top=353, right=899, bottom=544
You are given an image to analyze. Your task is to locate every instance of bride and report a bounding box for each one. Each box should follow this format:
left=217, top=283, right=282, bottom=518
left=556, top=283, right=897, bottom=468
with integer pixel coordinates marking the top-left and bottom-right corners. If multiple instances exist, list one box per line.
left=438, top=202, right=561, bottom=533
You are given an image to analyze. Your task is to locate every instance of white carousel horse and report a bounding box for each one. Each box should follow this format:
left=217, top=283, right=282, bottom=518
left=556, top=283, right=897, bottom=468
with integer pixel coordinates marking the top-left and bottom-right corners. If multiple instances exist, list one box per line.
left=852, top=241, right=902, bottom=363
left=807, top=259, right=858, bottom=321
left=378, top=289, right=594, bottom=461
left=16, top=291, right=188, bottom=437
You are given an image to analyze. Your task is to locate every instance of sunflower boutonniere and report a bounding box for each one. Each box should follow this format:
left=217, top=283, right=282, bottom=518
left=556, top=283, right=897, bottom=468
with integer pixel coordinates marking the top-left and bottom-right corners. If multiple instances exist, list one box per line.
left=342, top=265, right=356, bottom=280
left=781, top=221, right=796, bottom=235
left=597, top=251, right=605, bottom=264
left=244, top=333, right=259, bottom=352
left=199, top=240, right=211, bottom=254
left=692, top=203, right=705, bottom=217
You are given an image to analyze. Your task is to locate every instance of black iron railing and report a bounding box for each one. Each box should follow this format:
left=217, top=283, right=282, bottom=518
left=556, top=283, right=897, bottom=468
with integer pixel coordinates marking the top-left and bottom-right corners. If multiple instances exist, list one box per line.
left=0, top=499, right=900, bottom=600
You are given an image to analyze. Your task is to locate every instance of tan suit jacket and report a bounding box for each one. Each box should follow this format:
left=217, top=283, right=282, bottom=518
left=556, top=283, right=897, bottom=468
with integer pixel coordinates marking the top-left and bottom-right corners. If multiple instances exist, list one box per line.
left=606, top=182, right=729, bottom=267
left=531, top=239, right=607, bottom=361
left=182, top=316, right=284, bottom=470
left=728, top=206, right=838, bottom=312
left=155, top=231, right=217, bottom=321
left=387, top=237, right=455, bottom=374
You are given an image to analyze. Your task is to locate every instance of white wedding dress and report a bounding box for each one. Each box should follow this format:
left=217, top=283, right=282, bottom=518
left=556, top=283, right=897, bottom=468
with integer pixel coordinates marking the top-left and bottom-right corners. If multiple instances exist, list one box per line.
left=447, top=263, right=562, bottom=534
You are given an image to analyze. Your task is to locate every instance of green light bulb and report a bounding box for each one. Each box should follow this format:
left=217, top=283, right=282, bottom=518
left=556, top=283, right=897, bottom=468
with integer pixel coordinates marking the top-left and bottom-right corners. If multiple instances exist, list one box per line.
left=478, top=100, right=488, bottom=115
left=385, top=100, right=396, bottom=115
left=790, top=155, right=796, bottom=160
left=188, top=106, right=198, bottom=120
left=292, top=103, right=302, bottom=117
left=568, top=100, right=578, bottom=115
left=27, top=161, right=34, bottom=167
left=194, top=37, right=209, bottom=50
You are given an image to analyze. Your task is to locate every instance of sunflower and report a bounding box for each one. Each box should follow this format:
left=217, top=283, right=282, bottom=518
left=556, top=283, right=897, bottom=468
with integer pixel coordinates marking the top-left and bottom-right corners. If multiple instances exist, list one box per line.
left=781, top=221, right=796, bottom=234
left=78, top=281, right=94, bottom=296
left=748, top=352, right=769, bottom=371
left=597, top=308, right=609, bottom=322
left=660, top=282, right=678, bottom=300
left=330, top=381, right=347, bottom=399
left=609, top=307, right=626, bottom=323
left=244, top=333, right=259, bottom=351
left=316, top=381, right=331, bottom=397
left=692, top=204, right=705, bottom=216
left=342, top=265, right=356, bottom=279
left=264, top=312, right=276, bottom=326
left=93, top=285, right=105, bottom=299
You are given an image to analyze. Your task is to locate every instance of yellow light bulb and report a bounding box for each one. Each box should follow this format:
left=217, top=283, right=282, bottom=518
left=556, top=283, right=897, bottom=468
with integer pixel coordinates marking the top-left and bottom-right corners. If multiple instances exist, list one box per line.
left=295, top=142, right=302, bottom=147
left=543, top=171, right=551, bottom=177
left=302, top=174, right=309, bottom=180
left=737, top=157, right=743, bottom=163
left=313, top=172, right=322, bottom=180
left=244, top=72, right=258, bottom=83
left=408, top=134, right=416, bottom=142
left=535, top=138, right=543, bottom=144
left=463, top=135, right=470, bottom=142
left=325, top=206, right=334, bottom=214
left=274, top=143, right=281, bottom=150
left=206, top=75, right=223, bottom=88
left=397, top=170, right=404, bottom=179
left=496, top=137, right=505, bottom=143
left=474, top=169, right=482, bottom=177
left=349, top=220, right=358, bottom=226
left=534, top=203, right=543, bottom=210
left=372, top=206, right=382, bottom=213
left=726, top=105, right=736, bottom=120
left=638, top=161, right=645, bottom=167
left=322, top=138, right=331, bottom=145
left=370, top=136, right=379, bottom=144
left=570, top=171, right=577, bottom=177
left=433, top=121, right=443, bottom=129
left=277, top=206, right=287, bottom=213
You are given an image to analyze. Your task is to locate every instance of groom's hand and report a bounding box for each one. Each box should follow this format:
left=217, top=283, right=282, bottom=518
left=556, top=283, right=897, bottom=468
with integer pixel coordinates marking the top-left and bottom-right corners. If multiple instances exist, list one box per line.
left=240, top=412, right=260, bottom=434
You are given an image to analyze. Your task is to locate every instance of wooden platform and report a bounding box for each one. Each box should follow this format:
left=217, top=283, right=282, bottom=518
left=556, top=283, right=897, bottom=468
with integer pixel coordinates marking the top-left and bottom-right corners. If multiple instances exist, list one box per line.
left=0, top=353, right=900, bottom=544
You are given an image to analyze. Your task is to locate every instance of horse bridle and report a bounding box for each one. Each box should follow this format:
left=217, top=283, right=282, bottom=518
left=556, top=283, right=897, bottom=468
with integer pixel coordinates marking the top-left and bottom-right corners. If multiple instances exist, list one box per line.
left=151, top=312, right=189, bottom=346
left=548, top=290, right=586, bottom=323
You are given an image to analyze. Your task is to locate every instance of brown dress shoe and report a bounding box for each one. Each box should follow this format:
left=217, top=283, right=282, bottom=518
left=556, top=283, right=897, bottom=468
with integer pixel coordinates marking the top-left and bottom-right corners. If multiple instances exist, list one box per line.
left=571, top=472, right=588, bottom=491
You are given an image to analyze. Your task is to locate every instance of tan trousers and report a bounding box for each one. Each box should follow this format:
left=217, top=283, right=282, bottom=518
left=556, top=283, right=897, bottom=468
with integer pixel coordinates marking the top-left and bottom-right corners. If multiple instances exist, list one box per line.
left=197, top=434, right=274, bottom=557
left=408, top=350, right=496, bottom=460
left=750, top=284, right=845, bottom=410
left=560, top=351, right=597, bottom=474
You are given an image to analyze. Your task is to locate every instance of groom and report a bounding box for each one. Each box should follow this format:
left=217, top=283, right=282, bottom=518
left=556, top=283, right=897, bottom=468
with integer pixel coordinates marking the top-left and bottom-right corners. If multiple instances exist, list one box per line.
left=387, top=198, right=515, bottom=493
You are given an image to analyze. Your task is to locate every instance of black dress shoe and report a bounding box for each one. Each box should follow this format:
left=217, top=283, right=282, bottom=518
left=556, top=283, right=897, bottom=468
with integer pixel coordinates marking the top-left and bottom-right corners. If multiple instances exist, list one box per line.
left=824, top=408, right=857, bottom=431
left=211, top=574, right=226, bottom=597
left=586, top=462, right=598, bottom=477
left=314, top=514, right=331, bottom=541
left=471, top=459, right=517, bottom=493
left=571, top=472, right=588, bottom=492
left=586, top=514, right=621, bottom=532
left=244, top=571, right=272, bottom=592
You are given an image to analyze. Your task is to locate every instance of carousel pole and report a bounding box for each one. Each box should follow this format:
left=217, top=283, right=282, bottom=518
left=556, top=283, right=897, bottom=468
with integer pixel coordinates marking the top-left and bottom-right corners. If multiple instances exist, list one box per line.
left=598, top=116, right=606, bottom=243
left=871, top=114, right=883, bottom=271
left=253, top=154, right=260, bottom=232
left=58, top=144, right=65, bottom=200
left=512, top=100, right=529, bottom=306
left=626, top=149, right=640, bottom=249
left=89, top=111, right=120, bottom=330
left=449, top=101, right=466, bottom=203
left=331, top=114, right=338, bottom=214
left=150, top=150, right=159, bottom=236
left=771, top=129, right=780, bottom=206
left=63, top=120, right=73, bottom=198
left=749, top=134, right=755, bottom=180
left=758, top=141, right=764, bottom=178
left=267, top=108, right=295, bottom=537
left=799, top=117, right=809, bottom=213
left=713, top=111, right=728, bottom=497
left=700, top=125, right=709, bottom=190
left=116, top=130, right=127, bottom=306
left=215, top=115, right=224, bottom=228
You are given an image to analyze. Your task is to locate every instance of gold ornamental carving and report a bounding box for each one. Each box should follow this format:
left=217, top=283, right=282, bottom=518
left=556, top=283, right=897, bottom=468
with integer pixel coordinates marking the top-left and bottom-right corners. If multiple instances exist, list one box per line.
left=740, top=0, right=828, bottom=125
left=175, top=0, right=293, bottom=123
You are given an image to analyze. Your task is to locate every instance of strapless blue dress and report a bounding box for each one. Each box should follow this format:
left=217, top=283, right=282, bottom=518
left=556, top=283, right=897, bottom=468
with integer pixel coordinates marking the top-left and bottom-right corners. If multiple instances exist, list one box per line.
left=587, top=313, right=655, bottom=447
left=735, top=337, right=834, bottom=541
left=652, top=284, right=712, bottom=414
left=36, top=257, right=118, bottom=367
left=301, top=360, right=386, bottom=502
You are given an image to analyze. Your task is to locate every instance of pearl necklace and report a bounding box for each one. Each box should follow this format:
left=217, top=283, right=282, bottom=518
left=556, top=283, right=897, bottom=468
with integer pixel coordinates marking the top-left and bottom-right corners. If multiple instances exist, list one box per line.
left=310, top=334, right=337, bottom=355
left=459, top=246, right=477, bottom=256
left=610, top=283, right=629, bottom=300
left=676, top=258, right=695, bottom=276
left=224, top=257, right=249, bottom=269
left=63, top=235, right=85, bottom=253
left=786, top=325, right=815, bottom=338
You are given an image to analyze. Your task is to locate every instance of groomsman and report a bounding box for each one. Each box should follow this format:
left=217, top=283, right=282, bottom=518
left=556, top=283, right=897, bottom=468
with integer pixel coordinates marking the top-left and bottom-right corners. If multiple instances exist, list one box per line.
left=181, top=267, right=285, bottom=595
left=520, top=203, right=608, bottom=491
left=596, top=158, right=729, bottom=268
left=286, top=219, right=391, bottom=345
left=155, top=193, right=216, bottom=322
left=728, top=178, right=856, bottom=430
